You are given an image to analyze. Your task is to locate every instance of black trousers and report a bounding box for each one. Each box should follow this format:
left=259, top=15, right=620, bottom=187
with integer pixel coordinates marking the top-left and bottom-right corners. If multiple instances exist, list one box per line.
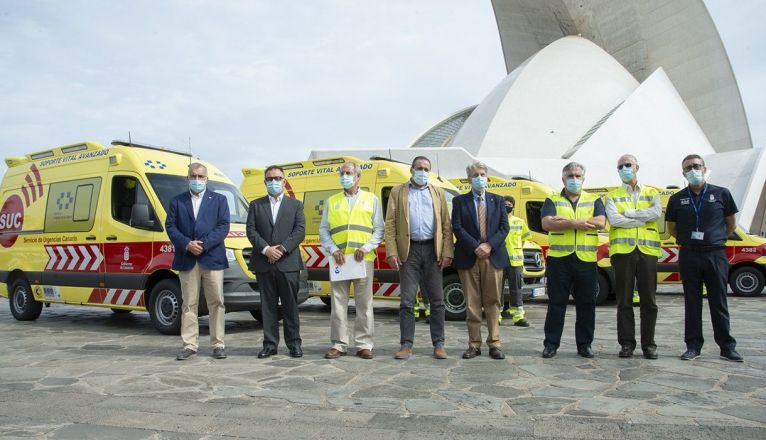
left=612, top=249, right=658, bottom=351
left=543, top=254, right=597, bottom=349
left=258, top=266, right=301, bottom=350
left=679, top=248, right=736, bottom=352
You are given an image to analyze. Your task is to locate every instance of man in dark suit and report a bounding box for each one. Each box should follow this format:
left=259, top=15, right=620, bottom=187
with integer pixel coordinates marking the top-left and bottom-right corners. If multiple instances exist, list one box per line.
left=166, top=162, right=231, bottom=360
left=246, top=165, right=306, bottom=358
left=452, top=161, right=510, bottom=360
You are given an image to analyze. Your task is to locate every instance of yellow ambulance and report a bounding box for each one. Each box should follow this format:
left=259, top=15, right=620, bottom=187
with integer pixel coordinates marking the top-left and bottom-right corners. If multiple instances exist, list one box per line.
left=0, top=140, right=307, bottom=334
left=585, top=185, right=766, bottom=297
left=241, top=156, right=545, bottom=320
left=450, top=176, right=615, bottom=304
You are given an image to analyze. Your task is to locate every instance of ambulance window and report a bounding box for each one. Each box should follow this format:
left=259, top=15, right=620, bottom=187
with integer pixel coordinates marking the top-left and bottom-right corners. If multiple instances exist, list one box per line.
left=111, top=176, right=159, bottom=229
left=45, top=177, right=101, bottom=233
left=381, top=187, right=392, bottom=217
left=525, top=201, right=544, bottom=234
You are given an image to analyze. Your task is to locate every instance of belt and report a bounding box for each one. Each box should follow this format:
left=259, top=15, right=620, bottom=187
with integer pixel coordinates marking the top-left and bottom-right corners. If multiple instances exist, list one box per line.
left=681, top=245, right=725, bottom=252
left=410, top=239, right=434, bottom=245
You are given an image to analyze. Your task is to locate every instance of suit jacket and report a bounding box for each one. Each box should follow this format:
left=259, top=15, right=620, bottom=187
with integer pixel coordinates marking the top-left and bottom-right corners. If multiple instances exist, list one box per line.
left=245, top=195, right=306, bottom=273
left=165, top=190, right=231, bottom=271
left=384, top=182, right=454, bottom=262
left=451, top=190, right=509, bottom=270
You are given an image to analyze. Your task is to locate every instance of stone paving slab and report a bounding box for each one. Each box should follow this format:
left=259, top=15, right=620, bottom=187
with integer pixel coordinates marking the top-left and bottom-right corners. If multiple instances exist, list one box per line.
left=0, top=292, right=764, bottom=439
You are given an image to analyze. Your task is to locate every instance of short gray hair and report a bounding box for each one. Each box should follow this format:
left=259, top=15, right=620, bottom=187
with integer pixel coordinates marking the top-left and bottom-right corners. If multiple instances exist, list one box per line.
left=465, top=161, right=489, bottom=177
left=340, top=161, right=361, bottom=176
left=188, top=162, right=207, bottom=177
left=561, top=161, right=585, bottom=175
left=618, top=154, right=638, bottom=165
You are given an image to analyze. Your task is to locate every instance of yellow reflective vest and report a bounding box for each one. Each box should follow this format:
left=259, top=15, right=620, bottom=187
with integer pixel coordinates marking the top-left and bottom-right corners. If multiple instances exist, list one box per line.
left=547, top=192, right=599, bottom=262
left=327, top=190, right=377, bottom=262
left=606, top=185, right=661, bottom=257
left=505, top=214, right=530, bottom=267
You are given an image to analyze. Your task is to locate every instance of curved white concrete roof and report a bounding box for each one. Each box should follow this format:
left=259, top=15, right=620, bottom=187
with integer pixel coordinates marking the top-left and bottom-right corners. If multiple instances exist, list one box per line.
left=491, top=0, right=752, bottom=153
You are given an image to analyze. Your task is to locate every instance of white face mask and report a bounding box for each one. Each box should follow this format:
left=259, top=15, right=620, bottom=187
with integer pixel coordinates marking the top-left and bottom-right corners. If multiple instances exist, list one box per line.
left=685, top=169, right=704, bottom=186
left=340, top=174, right=354, bottom=189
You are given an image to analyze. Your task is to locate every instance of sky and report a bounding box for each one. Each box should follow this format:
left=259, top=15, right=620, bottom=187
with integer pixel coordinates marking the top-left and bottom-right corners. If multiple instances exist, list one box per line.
left=0, top=0, right=763, bottom=186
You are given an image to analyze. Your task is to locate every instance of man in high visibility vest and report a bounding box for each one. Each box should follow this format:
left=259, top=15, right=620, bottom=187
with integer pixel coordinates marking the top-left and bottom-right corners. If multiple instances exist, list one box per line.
left=541, top=162, right=605, bottom=359
left=605, top=154, right=661, bottom=360
left=319, top=161, right=384, bottom=360
left=501, top=195, right=531, bottom=327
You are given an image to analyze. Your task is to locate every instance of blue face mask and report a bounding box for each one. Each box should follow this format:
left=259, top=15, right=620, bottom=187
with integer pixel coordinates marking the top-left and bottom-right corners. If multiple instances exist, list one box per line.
left=412, top=170, right=429, bottom=186
left=685, top=169, right=704, bottom=186
left=471, top=175, right=487, bottom=190
left=618, top=167, right=634, bottom=183
left=189, top=179, right=206, bottom=193
left=340, top=174, right=355, bottom=189
left=565, top=178, right=582, bottom=193
left=266, top=179, right=282, bottom=195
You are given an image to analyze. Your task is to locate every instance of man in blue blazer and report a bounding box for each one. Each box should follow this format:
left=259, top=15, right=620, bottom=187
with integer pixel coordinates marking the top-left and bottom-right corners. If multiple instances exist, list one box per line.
left=452, top=161, right=510, bottom=360
left=166, top=163, right=231, bottom=360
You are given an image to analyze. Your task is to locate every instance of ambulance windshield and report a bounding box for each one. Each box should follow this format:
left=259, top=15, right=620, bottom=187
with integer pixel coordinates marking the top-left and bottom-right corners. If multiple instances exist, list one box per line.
left=146, top=173, right=249, bottom=224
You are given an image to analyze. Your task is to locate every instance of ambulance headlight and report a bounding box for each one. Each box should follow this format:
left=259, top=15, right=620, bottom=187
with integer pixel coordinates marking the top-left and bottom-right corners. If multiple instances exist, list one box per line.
left=226, top=248, right=237, bottom=262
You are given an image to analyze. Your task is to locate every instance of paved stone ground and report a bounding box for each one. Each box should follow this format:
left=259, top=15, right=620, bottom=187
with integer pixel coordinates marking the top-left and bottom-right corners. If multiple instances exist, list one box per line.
left=0, top=289, right=764, bottom=439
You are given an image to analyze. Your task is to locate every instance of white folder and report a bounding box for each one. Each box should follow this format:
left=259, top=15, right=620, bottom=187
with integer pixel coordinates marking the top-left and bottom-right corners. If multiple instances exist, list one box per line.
left=329, top=257, right=367, bottom=282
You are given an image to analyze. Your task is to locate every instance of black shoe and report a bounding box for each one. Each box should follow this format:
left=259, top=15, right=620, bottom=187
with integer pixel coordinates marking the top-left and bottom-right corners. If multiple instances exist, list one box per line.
left=489, top=347, right=505, bottom=360
left=680, top=349, right=700, bottom=360
left=514, top=318, right=530, bottom=327
left=176, top=347, right=197, bottom=360
left=461, top=346, right=481, bottom=359
left=720, top=349, right=744, bottom=363
left=618, top=346, right=634, bottom=358
left=289, top=346, right=303, bottom=358
left=542, top=345, right=557, bottom=358
left=257, top=347, right=278, bottom=358
left=577, top=345, right=595, bottom=358
left=643, top=346, right=658, bottom=360
left=212, top=347, right=227, bottom=359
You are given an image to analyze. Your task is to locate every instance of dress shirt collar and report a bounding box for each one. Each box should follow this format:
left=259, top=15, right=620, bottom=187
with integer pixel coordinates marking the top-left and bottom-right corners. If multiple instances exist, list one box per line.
left=190, top=189, right=205, bottom=200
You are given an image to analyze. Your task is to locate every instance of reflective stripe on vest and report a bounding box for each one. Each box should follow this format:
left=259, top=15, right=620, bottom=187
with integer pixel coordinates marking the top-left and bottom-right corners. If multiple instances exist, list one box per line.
left=607, top=186, right=661, bottom=257
left=327, top=190, right=377, bottom=261
left=547, top=192, right=599, bottom=262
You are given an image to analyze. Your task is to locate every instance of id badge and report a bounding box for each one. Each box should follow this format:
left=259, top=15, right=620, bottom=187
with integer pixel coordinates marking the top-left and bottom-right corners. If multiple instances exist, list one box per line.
left=691, top=231, right=705, bottom=240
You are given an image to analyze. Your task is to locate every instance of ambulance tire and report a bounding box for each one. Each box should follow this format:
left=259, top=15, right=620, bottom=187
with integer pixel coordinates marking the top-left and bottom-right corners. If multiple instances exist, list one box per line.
left=111, top=308, right=132, bottom=314
left=249, top=309, right=283, bottom=323
left=443, top=274, right=467, bottom=321
left=729, top=266, right=765, bottom=297
left=594, top=273, right=610, bottom=305
left=9, top=278, right=43, bottom=321
left=320, top=297, right=332, bottom=307
left=148, top=279, right=182, bottom=335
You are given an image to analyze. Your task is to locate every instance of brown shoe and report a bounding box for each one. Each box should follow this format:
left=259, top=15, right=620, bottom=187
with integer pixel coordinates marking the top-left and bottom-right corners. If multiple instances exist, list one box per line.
left=394, top=347, right=412, bottom=359
left=356, top=349, right=374, bottom=359
left=462, top=346, right=481, bottom=359
left=433, top=347, right=447, bottom=359
left=324, top=348, right=346, bottom=359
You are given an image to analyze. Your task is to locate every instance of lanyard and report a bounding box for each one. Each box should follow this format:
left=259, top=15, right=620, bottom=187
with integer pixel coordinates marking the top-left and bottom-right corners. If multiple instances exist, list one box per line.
left=687, top=184, right=707, bottom=231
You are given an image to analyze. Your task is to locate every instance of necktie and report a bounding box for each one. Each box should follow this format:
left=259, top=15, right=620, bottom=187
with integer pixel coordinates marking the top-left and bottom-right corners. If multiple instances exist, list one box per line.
left=478, top=196, right=487, bottom=242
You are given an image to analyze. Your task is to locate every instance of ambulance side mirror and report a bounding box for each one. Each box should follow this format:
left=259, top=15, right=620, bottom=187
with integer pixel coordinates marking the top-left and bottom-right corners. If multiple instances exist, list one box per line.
left=130, top=203, right=158, bottom=230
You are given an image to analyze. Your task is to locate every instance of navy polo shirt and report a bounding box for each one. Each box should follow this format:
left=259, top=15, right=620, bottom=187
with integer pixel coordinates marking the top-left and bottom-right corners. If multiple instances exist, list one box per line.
left=541, top=190, right=606, bottom=219
left=665, top=183, right=738, bottom=246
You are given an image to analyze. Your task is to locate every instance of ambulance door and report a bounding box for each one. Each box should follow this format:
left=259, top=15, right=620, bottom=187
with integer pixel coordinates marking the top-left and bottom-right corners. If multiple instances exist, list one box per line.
left=100, top=174, right=162, bottom=309
left=40, top=176, right=104, bottom=304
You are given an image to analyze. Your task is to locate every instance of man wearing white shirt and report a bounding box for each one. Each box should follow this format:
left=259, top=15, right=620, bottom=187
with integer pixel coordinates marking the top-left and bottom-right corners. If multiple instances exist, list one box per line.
left=605, top=154, right=662, bottom=359
left=246, top=165, right=306, bottom=358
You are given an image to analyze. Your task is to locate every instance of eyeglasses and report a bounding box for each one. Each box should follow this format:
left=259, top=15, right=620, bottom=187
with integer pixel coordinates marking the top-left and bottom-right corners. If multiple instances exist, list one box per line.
left=683, top=163, right=704, bottom=172
left=617, top=163, right=633, bottom=170
left=506, top=205, right=514, bottom=210
left=265, top=176, right=284, bottom=182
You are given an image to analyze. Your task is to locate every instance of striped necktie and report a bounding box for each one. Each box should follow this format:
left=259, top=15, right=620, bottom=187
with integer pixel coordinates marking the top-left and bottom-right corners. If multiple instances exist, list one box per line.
left=478, top=195, right=487, bottom=242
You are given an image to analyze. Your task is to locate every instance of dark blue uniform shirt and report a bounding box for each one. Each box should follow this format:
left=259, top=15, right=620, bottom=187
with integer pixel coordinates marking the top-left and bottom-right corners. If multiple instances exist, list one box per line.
left=541, top=190, right=606, bottom=219
left=665, top=183, right=738, bottom=246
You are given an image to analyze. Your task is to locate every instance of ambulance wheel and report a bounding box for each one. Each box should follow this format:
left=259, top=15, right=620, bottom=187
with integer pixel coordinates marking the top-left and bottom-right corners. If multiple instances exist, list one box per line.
left=595, top=273, right=610, bottom=305
left=729, top=266, right=765, bottom=297
left=111, top=308, right=132, bottom=314
left=320, top=297, right=332, bottom=307
left=9, top=278, right=43, bottom=321
left=148, top=279, right=182, bottom=335
left=443, top=274, right=466, bottom=321
left=249, top=309, right=282, bottom=323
